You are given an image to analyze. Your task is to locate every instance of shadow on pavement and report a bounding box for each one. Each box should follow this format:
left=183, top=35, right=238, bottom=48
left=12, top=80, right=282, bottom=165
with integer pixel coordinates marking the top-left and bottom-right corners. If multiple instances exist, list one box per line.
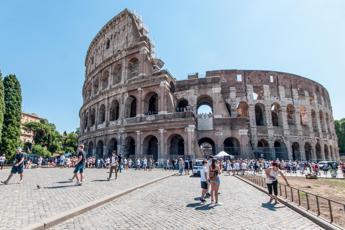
left=57, top=181, right=72, bottom=184
left=261, top=202, right=286, bottom=211
left=186, top=202, right=215, bottom=211
left=43, top=184, right=78, bottom=189
left=91, top=179, right=109, bottom=182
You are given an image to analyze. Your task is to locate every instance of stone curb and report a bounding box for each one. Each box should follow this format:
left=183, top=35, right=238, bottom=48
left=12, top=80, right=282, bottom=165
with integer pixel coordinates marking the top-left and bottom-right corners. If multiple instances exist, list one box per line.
left=234, top=175, right=342, bottom=230
left=24, top=172, right=177, bottom=230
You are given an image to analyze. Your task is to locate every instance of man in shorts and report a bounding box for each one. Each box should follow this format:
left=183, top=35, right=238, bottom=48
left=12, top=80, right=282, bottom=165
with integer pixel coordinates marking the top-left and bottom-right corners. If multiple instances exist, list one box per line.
left=108, top=150, right=118, bottom=180
left=1, top=148, right=24, bottom=184
left=200, top=159, right=209, bottom=203
left=73, top=144, right=86, bottom=185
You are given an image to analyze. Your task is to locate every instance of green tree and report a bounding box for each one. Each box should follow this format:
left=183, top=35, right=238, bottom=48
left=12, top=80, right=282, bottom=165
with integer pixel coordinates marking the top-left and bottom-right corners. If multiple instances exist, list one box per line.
left=32, top=144, right=51, bottom=157
left=1, top=74, right=22, bottom=159
left=61, top=130, right=78, bottom=154
left=0, top=73, right=5, bottom=143
left=335, top=119, right=345, bottom=153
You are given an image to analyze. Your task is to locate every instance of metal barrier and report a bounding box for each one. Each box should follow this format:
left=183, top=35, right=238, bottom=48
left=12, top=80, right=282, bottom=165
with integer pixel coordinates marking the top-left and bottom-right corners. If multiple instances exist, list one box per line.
left=240, top=174, right=345, bottom=228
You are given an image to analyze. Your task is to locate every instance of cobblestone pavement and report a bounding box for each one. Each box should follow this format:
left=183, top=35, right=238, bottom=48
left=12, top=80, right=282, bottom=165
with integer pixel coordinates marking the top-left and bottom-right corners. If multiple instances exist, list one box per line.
left=53, top=174, right=322, bottom=230
left=0, top=168, right=174, bottom=230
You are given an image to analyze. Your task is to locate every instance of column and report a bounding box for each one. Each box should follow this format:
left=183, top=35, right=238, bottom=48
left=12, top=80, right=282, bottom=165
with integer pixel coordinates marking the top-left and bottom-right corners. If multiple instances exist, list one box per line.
left=186, top=125, right=196, bottom=158
left=137, top=88, right=143, bottom=117
left=136, top=131, right=142, bottom=156
left=158, top=128, right=165, bottom=161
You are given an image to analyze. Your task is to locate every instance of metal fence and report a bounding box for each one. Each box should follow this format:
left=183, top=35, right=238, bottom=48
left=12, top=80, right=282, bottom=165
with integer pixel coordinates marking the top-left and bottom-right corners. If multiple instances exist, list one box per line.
left=240, top=174, right=345, bottom=228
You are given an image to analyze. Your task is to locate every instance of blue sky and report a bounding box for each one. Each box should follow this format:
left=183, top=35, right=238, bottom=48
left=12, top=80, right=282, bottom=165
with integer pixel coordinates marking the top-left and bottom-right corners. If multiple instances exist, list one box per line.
left=0, top=0, right=344, bottom=132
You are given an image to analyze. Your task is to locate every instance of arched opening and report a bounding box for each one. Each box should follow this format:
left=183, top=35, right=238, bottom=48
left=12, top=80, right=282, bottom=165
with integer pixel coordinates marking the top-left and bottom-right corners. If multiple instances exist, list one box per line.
left=225, top=103, right=231, bottom=117
left=257, top=139, right=270, bottom=159
left=300, top=106, right=308, bottom=126
left=169, top=134, right=185, bottom=156
left=83, top=112, right=88, bottom=129
left=198, top=137, right=216, bottom=156
left=311, top=110, right=318, bottom=132
left=108, top=138, right=117, bottom=156
left=96, top=140, right=104, bottom=159
left=125, top=96, right=137, bottom=118
left=145, top=92, right=158, bottom=115
left=112, top=64, right=122, bottom=85
left=197, top=95, right=213, bottom=115
left=87, top=142, right=94, bottom=157
left=128, top=58, right=139, bottom=79
left=93, top=78, right=99, bottom=94
left=315, top=143, right=322, bottom=161
left=176, top=99, right=189, bottom=112
left=98, top=104, right=106, bottom=124
left=143, top=135, right=158, bottom=161
left=237, top=101, right=249, bottom=118
left=305, top=142, right=312, bottom=161
left=223, top=137, right=241, bottom=156
left=109, top=100, right=119, bottom=121
left=274, top=140, right=288, bottom=160
left=287, top=104, right=296, bottom=125
left=292, top=142, right=300, bottom=160
left=319, top=111, right=326, bottom=132
left=325, top=113, right=331, bottom=133
left=324, top=144, right=329, bottom=160
left=124, top=136, right=135, bottom=158
left=271, top=103, right=282, bottom=127
left=90, top=108, right=96, bottom=126
left=101, top=70, right=109, bottom=90
left=255, top=103, right=266, bottom=126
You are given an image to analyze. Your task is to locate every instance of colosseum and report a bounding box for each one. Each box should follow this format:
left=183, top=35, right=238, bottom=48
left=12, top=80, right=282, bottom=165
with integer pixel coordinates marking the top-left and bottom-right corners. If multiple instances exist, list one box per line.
left=79, top=9, right=339, bottom=163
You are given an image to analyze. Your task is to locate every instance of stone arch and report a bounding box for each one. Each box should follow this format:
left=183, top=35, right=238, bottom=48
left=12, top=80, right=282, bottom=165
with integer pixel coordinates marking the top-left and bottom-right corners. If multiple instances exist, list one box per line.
left=128, top=57, right=139, bottom=79
left=324, top=144, right=330, bottom=160
left=96, top=140, right=104, bottom=158
left=168, top=134, right=185, bottom=156
left=315, top=142, right=322, bottom=161
left=90, top=108, right=96, bottom=126
left=176, top=98, right=189, bottom=112
left=109, top=99, right=120, bottom=121
left=257, top=139, right=270, bottom=159
left=236, top=101, right=249, bottom=118
left=87, top=141, right=94, bottom=156
left=107, top=138, right=117, bottom=156
left=83, top=112, right=88, bottom=129
left=319, top=111, right=326, bottom=132
left=101, top=70, right=109, bottom=90
left=124, top=136, right=136, bottom=158
left=98, top=104, right=106, bottom=124
left=143, top=135, right=159, bottom=161
left=300, top=106, right=308, bottom=126
left=304, top=142, right=312, bottom=161
left=223, top=137, right=241, bottom=155
left=311, top=110, right=318, bottom=132
left=197, top=95, right=213, bottom=114
left=255, top=103, right=266, bottom=126
left=271, top=103, right=282, bottom=127
left=93, top=77, right=99, bottom=94
left=112, top=64, right=122, bottom=85
left=274, top=140, right=288, bottom=160
left=125, top=96, right=137, bottom=118
left=144, top=92, right=159, bottom=115
left=198, top=137, right=216, bottom=155
left=291, top=142, right=300, bottom=160
left=287, top=104, right=296, bottom=125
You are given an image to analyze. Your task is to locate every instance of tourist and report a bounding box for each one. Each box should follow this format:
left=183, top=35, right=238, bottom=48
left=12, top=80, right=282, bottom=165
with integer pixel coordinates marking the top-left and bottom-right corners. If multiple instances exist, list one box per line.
left=38, top=156, right=43, bottom=168
left=148, top=158, right=153, bottom=171
left=241, top=160, right=247, bottom=175
left=117, top=153, right=122, bottom=173
left=0, top=154, right=5, bottom=170
left=226, top=159, right=232, bottom=175
left=184, top=158, right=190, bottom=175
left=233, top=160, right=240, bottom=175
left=136, top=158, right=141, bottom=170
left=105, top=157, right=110, bottom=169
left=265, top=162, right=289, bottom=204
left=178, top=158, right=184, bottom=176
left=200, top=159, right=209, bottom=203
left=128, top=158, right=133, bottom=168
left=108, top=151, right=118, bottom=180
left=322, top=163, right=329, bottom=176
left=72, top=144, right=86, bottom=185
left=209, top=158, right=221, bottom=205
left=1, top=148, right=25, bottom=185
left=143, top=157, right=148, bottom=171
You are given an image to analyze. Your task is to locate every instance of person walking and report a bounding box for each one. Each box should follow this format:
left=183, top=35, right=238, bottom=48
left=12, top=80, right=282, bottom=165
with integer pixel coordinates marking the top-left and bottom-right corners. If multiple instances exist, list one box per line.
left=200, top=159, right=209, bottom=203
left=0, top=154, right=6, bottom=170
left=209, top=158, right=221, bottom=205
left=184, top=158, right=190, bottom=175
left=265, top=162, right=289, bottom=204
left=178, top=158, right=184, bottom=176
left=117, top=153, right=122, bottom=173
left=1, top=148, right=25, bottom=184
left=108, top=151, right=118, bottom=180
left=73, top=144, right=86, bottom=186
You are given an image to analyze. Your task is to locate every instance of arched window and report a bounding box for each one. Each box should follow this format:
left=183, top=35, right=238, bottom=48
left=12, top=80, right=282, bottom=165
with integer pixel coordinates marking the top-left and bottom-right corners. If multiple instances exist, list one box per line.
left=96, top=140, right=104, bottom=158
left=107, top=138, right=117, bottom=156
left=109, top=100, right=119, bottom=121
left=90, top=108, right=96, bottom=126
left=87, top=142, right=94, bottom=156
left=124, top=136, right=135, bottom=158
left=176, top=99, right=188, bottom=112
left=143, top=135, right=159, bottom=161
left=112, top=64, right=122, bottom=85
left=271, top=103, right=282, bottom=127
left=98, top=104, right=106, bottom=124
left=292, top=142, right=300, bottom=160
left=169, top=134, right=185, bottom=156
left=325, top=113, right=331, bottom=133
left=255, top=103, right=266, bottom=126
left=274, top=140, right=288, bottom=160
left=198, top=137, right=216, bottom=156
left=319, top=111, right=326, bottom=132
left=106, top=38, right=110, bottom=49
left=125, top=96, right=137, bottom=118
left=101, top=71, right=109, bottom=90
left=197, top=95, right=213, bottom=116
left=237, top=102, right=249, bottom=118
left=315, top=143, right=322, bottom=160
left=144, top=92, right=158, bottom=115
left=93, top=77, right=99, bottom=94
left=304, top=142, right=312, bottom=161
left=324, top=144, right=330, bottom=160
left=286, top=104, right=296, bottom=125
left=223, top=137, right=241, bottom=156
left=257, top=139, right=270, bottom=159
left=83, top=112, right=88, bottom=129
left=311, top=110, right=318, bottom=132
left=128, top=58, right=139, bottom=79
left=300, top=106, right=308, bottom=126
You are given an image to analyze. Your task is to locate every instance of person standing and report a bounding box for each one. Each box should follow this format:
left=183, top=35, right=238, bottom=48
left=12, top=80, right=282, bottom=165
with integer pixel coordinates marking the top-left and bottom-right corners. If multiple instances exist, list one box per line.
left=178, top=158, right=184, bottom=176
left=117, top=153, right=122, bottom=173
left=108, top=151, right=118, bottom=180
left=0, top=154, right=6, bottom=170
left=265, top=162, right=289, bottom=204
left=200, top=160, right=209, bottom=203
left=209, top=159, right=221, bottom=205
left=73, top=144, right=86, bottom=186
left=1, top=148, right=25, bottom=184
left=184, top=158, right=190, bottom=175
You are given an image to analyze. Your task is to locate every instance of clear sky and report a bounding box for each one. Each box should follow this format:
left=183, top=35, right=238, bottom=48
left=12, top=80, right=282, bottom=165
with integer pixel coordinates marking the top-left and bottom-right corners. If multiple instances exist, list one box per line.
left=0, top=0, right=344, bottom=132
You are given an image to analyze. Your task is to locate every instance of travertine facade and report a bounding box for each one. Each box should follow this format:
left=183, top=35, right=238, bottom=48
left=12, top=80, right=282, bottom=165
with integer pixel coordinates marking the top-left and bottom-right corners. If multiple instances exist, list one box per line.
left=79, top=9, right=339, bottom=162
left=21, top=112, right=41, bottom=144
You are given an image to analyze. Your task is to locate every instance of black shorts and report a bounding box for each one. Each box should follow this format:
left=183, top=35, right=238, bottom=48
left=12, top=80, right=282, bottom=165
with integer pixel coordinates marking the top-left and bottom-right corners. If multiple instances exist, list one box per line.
left=201, top=181, right=208, bottom=189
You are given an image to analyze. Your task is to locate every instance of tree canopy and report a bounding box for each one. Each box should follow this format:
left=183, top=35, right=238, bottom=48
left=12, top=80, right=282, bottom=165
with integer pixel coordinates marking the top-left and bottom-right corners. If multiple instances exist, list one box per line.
left=335, top=119, right=345, bottom=153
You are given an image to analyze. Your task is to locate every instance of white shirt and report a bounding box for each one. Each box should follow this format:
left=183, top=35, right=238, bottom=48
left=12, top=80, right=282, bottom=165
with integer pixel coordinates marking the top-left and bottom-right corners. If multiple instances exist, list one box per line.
left=0, top=156, right=5, bottom=162
left=200, top=166, right=208, bottom=182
